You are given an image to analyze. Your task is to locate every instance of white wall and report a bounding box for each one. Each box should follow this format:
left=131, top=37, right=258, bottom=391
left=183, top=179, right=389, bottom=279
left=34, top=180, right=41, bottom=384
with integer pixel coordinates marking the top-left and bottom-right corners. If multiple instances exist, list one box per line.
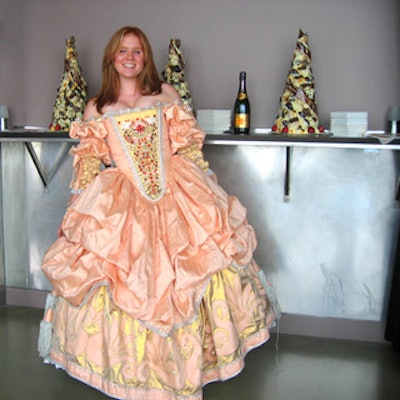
left=0, top=0, right=399, bottom=130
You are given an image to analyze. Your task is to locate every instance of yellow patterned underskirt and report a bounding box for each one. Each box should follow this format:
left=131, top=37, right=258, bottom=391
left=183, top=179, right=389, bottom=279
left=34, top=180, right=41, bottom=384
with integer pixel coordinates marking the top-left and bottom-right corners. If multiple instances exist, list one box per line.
left=41, top=262, right=277, bottom=400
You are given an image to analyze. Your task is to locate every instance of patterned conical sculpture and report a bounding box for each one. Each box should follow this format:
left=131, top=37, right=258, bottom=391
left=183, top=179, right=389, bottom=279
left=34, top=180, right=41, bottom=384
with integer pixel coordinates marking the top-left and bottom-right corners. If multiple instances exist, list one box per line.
left=49, top=36, right=87, bottom=131
left=272, top=29, right=324, bottom=134
left=162, top=39, right=193, bottom=111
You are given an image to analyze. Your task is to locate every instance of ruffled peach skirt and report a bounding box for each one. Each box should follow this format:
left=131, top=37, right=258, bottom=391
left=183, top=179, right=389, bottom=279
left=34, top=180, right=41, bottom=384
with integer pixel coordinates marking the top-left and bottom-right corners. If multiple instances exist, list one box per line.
left=40, top=262, right=277, bottom=399
left=39, top=154, right=279, bottom=399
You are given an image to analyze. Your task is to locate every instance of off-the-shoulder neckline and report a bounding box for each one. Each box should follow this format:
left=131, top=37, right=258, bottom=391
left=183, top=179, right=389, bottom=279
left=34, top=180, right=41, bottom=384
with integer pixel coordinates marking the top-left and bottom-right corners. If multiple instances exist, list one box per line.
left=83, top=101, right=188, bottom=123
left=100, top=100, right=185, bottom=120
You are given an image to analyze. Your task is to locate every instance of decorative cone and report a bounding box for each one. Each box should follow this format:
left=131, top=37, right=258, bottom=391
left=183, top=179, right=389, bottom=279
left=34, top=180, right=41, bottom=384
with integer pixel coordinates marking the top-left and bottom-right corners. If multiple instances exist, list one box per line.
left=162, top=39, right=193, bottom=110
left=272, top=29, right=324, bottom=135
left=49, top=36, right=87, bottom=131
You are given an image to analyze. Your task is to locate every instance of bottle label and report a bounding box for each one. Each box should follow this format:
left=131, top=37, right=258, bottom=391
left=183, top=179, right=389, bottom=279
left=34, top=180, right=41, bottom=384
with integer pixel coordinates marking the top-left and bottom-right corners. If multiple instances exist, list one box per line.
left=237, top=93, right=247, bottom=101
left=235, top=114, right=249, bottom=128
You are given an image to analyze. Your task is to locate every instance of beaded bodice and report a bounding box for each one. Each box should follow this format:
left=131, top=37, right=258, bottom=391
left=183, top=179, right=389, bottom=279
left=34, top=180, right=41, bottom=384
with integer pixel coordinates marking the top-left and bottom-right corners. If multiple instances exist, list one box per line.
left=111, top=106, right=165, bottom=201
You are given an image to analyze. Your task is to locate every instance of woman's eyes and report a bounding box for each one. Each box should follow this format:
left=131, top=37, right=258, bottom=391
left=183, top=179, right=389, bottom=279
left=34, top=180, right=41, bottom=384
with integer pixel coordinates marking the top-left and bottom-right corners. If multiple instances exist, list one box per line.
left=119, top=48, right=142, bottom=55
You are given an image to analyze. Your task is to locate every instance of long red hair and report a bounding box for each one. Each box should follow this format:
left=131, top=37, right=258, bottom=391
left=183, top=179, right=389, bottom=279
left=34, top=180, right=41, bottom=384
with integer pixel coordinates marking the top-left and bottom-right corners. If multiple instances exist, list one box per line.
left=94, top=26, right=163, bottom=113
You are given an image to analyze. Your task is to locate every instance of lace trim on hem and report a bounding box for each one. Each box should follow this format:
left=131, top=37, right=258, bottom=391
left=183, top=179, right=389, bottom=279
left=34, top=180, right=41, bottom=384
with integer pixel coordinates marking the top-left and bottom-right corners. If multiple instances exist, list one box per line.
left=61, top=280, right=212, bottom=338
left=70, top=188, right=83, bottom=195
left=50, top=263, right=274, bottom=338
left=139, top=276, right=212, bottom=338
left=231, top=261, right=249, bottom=270
left=37, top=292, right=58, bottom=359
left=259, top=269, right=281, bottom=320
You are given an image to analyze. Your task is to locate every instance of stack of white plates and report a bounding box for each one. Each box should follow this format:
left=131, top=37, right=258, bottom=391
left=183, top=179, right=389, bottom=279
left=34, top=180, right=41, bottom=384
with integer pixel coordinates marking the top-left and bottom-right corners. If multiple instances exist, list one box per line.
left=330, top=112, right=368, bottom=136
left=196, top=110, right=232, bottom=134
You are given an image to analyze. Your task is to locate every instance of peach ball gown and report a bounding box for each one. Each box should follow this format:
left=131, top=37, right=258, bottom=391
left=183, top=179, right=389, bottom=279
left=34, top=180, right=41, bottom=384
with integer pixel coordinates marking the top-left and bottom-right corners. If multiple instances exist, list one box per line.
left=38, top=103, right=280, bottom=400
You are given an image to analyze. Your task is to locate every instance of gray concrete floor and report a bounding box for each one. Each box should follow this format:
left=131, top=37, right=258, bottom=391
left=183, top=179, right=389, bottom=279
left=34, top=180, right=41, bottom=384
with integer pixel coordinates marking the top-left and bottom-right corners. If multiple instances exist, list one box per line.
left=0, top=305, right=399, bottom=400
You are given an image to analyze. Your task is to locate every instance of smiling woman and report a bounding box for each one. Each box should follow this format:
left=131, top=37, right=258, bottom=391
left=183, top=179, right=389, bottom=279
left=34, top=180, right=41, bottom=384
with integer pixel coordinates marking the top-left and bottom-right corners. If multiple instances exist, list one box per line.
left=37, top=25, right=280, bottom=400
left=113, top=33, right=145, bottom=79
left=84, top=26, right=170, bottom=119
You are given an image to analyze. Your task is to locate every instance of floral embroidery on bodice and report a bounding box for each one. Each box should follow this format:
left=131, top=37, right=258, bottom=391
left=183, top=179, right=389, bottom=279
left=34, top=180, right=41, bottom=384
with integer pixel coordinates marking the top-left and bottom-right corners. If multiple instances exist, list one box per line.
left=111, top=106, right=165, bottom=201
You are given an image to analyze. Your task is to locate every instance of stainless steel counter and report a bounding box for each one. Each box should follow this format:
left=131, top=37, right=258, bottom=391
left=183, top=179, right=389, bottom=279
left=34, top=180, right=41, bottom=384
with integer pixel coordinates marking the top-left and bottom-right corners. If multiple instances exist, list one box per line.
left=1, top=129, right=400, bottom=148
left=204, top=133, right=400, bottom=323
left=1, top=130, right=399, bottom=324
left=204, top=133, right=400, bottom=149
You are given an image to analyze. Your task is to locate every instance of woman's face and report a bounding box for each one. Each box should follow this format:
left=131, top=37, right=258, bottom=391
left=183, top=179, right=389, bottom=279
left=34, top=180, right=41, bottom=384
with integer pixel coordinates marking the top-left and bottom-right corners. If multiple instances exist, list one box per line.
left=114, top=33, right=145, bottom=79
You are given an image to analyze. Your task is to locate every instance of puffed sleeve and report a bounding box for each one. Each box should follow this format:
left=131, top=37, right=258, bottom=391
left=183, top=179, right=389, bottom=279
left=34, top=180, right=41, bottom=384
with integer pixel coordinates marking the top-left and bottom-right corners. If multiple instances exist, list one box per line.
left=164, top=104, right=209, bottom=172
left=69, top=119, right=112, bottom=192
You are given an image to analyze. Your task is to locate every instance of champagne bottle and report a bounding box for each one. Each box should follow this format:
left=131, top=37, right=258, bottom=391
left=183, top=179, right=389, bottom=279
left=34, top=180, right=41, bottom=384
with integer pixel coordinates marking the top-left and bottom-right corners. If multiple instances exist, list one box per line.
left=233, top=71, right=250, bottom=134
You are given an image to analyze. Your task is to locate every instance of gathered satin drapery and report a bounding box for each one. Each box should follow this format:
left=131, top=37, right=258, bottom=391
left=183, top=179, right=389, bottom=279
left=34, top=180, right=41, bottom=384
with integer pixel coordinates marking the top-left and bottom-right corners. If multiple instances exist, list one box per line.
left=39, top=104, right=280, bottom=400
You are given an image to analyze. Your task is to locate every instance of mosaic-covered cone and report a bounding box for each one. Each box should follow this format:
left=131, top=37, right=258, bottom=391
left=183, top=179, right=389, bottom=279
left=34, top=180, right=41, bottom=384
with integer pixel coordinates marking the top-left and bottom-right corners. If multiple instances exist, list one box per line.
left=162, top=38, right=193, bottom=111
left=49, top=36, right=87, bottom=131
left=272, top=29, right=323, bottom=134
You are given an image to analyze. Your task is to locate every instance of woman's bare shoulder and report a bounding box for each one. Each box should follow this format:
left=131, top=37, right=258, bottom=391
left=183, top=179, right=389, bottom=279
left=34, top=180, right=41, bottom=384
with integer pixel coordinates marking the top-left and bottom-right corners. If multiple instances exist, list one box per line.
left=83, top=98, right=100, bottom=120
left=160, top=83, right=182, bottom=104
